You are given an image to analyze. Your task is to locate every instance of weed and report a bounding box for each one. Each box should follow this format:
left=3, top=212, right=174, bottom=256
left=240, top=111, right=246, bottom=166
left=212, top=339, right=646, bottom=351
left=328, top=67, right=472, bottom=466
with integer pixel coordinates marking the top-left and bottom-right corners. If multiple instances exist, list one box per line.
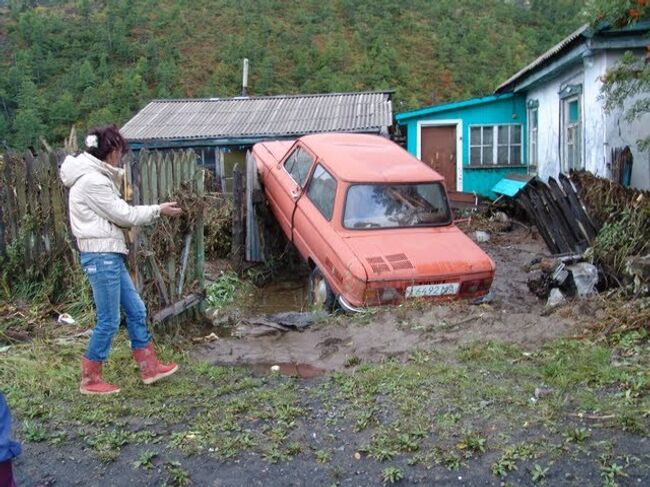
left=491, top=443, right=536, bottom=477
left=133, top=451, right=157, bottom=471
left=354, top=408, right=377, bottom=432
left=315, top=449, right=331, bottom=464
left=531, top=464, right=549, bottom=483
left=382, top=466, right=403, bottom=484
left=344, top=355, right=361, bottom=367
left=166, top=461, right=191, bottom=486
left=564, top=427, right=591, bottom=443
left=456, top=429, right=486, bottom=456
left=205, top=271, right=248, bottom=308
left=21, top=420, right=48, bottom=442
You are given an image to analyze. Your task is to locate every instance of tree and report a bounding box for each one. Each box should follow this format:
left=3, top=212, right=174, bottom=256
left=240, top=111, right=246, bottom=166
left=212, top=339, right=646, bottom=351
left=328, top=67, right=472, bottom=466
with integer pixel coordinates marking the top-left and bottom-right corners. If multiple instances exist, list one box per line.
left=592, top=0, right=650, bottom=149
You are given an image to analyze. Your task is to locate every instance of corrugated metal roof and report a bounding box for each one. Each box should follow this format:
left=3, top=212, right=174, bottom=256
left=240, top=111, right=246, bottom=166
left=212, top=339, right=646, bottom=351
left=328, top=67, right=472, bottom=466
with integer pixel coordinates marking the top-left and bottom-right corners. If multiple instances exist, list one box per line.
left=495, top=24, right=590, bottom=93
left=396, top=93, right=517, bottom=122
left=121, top=91, right=393, bottom=143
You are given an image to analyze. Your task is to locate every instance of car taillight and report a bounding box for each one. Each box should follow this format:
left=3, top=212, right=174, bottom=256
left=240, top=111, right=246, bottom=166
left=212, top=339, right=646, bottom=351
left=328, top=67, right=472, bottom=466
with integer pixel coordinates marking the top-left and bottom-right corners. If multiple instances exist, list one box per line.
left=364, top=287, right=401, bottom=305
left=460, top=278, right=492, bottom=294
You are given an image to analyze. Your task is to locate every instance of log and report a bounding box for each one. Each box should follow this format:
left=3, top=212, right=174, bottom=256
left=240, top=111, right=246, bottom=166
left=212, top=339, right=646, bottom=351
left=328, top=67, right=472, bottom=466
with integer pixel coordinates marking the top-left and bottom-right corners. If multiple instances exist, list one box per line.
left=152, top=293, right=202, bottom=323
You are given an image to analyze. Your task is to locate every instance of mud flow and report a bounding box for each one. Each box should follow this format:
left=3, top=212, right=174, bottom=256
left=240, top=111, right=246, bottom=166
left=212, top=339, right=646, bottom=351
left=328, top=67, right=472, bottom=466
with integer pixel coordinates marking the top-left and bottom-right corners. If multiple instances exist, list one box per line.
left=196, top=226, right=595, bottom=373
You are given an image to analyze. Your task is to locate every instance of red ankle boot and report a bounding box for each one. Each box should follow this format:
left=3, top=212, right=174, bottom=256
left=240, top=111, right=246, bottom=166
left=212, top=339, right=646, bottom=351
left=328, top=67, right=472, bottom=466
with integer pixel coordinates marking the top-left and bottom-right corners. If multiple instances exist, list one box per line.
left=132, top=342, right=178, bottom=384
left=80, top=357, right=121, bottom=395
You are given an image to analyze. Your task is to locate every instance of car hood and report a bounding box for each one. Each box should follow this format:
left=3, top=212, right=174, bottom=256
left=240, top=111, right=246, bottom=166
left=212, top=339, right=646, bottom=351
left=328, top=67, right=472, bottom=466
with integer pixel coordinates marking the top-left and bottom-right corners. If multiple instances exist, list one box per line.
left=341, top=226, right=494, bottom=281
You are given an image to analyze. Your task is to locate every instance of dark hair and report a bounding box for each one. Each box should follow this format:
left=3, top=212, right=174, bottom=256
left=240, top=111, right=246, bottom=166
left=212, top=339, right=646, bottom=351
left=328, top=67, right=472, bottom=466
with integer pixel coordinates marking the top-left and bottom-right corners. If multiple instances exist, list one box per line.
left=86, top=124, right=128, bottom=161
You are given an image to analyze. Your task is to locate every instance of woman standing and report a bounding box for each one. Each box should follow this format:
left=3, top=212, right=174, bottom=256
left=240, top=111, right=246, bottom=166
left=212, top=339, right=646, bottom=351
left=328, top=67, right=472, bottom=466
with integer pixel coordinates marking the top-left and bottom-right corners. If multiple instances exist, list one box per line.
left=60, top=125, right=182, bottom=395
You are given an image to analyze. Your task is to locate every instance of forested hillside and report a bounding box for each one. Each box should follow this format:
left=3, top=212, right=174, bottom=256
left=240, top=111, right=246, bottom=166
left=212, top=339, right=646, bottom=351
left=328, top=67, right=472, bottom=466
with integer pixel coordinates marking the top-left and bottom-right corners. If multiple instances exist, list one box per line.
left=0, top=0, right=588, bottom=150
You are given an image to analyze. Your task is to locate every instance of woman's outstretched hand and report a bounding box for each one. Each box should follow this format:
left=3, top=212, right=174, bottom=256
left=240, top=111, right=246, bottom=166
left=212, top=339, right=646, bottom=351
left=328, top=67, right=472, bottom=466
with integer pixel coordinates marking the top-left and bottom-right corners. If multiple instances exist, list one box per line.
left=160, top=202, right=183, bottom=217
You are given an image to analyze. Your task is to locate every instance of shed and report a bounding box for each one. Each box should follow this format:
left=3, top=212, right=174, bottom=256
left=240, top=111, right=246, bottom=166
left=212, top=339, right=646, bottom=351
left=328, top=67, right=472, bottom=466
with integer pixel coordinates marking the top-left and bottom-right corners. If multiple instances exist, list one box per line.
left=395, top=94, right=527, bottom=199
left=121, top=91, right=394, bottom=192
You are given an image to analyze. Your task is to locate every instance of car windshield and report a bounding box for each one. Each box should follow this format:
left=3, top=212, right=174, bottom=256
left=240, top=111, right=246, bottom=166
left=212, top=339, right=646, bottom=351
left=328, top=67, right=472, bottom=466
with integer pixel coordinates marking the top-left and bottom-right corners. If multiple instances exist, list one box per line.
left=343, top=183, right=451, bottom=229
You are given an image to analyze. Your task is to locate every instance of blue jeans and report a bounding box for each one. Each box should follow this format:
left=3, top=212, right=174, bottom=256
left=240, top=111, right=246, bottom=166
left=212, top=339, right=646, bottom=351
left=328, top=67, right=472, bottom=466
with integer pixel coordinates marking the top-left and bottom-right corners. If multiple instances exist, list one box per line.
left=80, top=252, right=152, bottom=362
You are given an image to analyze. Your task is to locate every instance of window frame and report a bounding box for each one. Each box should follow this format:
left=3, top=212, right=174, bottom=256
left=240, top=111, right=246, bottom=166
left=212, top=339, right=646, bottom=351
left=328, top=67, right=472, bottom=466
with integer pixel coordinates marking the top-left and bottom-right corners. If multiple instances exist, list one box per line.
left=469, top=124, right=523, bottom=167
left=527, top=99, right=539, bottom=173
left=282, top=145, right=315, bottom=187
left=305, top=162, right=337, bottom=221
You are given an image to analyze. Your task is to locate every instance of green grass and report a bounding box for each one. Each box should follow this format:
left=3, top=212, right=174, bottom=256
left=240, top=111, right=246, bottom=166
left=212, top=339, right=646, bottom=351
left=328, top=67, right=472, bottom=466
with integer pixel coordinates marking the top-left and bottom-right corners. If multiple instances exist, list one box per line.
left=1, top=328, right=647, bottom=481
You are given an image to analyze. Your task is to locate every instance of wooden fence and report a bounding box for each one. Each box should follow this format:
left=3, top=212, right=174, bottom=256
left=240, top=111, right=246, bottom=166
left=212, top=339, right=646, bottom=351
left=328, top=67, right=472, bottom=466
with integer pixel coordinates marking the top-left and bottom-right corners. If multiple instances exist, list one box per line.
left=0, top=150, right=72, bottom=282
left=0, top=148, right=206, bottom=323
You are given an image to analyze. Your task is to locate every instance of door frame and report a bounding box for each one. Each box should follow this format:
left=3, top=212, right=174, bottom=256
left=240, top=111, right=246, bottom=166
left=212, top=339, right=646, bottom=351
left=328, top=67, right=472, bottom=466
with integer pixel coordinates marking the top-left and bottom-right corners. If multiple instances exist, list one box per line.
left=416, top=120, right=463, bottom=192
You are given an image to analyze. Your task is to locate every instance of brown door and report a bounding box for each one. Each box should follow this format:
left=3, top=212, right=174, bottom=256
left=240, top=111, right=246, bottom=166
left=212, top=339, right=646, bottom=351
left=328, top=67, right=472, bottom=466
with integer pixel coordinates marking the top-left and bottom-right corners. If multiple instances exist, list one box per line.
left=420, top=125, right=457, bottom=191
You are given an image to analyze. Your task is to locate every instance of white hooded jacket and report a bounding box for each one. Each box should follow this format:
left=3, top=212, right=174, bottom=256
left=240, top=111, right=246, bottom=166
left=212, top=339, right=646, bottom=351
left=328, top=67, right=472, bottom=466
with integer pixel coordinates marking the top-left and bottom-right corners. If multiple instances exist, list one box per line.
left=60, top=152, right=160, bottom=254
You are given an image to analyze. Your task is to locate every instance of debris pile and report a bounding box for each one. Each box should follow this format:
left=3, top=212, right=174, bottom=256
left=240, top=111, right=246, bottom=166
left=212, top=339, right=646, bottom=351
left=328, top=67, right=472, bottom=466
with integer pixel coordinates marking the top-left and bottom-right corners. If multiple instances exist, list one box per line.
left=526, top=255, right=600, bottom=307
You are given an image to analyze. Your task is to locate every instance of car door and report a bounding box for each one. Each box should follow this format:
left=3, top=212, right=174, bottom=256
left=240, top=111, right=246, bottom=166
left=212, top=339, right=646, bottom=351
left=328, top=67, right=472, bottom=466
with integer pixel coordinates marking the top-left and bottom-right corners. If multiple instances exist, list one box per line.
left=263, top=144, right=315, bottom=239
left=293, top=163, right=347, bottom=293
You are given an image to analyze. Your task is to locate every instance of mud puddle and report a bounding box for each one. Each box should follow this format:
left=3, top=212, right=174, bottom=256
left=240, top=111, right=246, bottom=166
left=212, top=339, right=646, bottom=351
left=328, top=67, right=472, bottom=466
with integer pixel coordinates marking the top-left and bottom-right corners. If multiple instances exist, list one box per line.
left=232, top=362, right=325, bottom=378
left=245, top=280, right=309, bottom=314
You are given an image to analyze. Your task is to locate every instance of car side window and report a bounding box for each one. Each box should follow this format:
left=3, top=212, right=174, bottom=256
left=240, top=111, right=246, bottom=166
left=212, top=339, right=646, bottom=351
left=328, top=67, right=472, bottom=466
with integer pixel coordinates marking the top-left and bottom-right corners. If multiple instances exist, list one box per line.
left=306, top=164, right=337, bottom=221
left=283, top=147, right=314, bottom=187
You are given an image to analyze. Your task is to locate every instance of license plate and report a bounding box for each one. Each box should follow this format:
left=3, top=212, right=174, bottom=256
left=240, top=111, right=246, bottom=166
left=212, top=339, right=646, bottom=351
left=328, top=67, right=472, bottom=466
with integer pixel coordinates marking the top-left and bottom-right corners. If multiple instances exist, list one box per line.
left=405, top=283, right=459, bottom=298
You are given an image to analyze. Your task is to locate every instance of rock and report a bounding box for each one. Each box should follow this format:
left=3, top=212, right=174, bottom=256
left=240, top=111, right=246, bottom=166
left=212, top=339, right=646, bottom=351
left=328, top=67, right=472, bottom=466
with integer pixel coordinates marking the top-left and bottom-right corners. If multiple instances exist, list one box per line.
left=625, top=254, right=650, bottom=295
left=474, top=231, right=490, bottom=242
left=567, top=262, right=598, bottom=297
left=527, top=269, right=551, bottom=298
left=534, top=386, right=554, bottom=399
left=546, top=288, right=565, bottom=307
left=494, top=211, right=510, bottom=224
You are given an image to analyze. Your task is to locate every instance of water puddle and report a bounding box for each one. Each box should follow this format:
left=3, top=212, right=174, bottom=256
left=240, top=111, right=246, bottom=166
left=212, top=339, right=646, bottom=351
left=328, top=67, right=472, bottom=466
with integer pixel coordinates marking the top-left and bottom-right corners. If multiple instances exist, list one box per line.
left=243, top=362, right=325, bottom=378
left=245, top=280, right=309, bottom=314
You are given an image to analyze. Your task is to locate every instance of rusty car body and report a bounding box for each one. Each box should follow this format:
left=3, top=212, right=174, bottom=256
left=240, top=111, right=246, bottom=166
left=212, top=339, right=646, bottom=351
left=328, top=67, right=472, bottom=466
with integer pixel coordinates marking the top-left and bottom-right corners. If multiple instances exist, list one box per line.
left=253, top=133, right=495, bottom=311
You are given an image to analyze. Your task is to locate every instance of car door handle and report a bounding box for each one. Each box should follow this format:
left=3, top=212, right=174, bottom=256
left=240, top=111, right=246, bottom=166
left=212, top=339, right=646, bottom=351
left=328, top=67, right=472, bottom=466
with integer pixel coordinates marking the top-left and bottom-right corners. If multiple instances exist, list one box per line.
left=291, top=190, right=300, bottom=200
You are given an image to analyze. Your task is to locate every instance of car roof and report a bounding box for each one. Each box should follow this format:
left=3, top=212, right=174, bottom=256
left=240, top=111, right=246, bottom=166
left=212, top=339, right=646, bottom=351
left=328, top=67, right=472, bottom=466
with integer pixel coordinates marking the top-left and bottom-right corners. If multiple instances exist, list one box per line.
left=299, top=133, right=445, bottom=183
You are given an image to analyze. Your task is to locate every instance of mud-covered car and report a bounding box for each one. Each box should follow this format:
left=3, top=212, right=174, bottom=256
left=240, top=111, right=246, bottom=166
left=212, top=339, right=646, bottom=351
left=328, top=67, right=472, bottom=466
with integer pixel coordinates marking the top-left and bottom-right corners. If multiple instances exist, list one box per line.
left=254, top=133, right=495, bottom=311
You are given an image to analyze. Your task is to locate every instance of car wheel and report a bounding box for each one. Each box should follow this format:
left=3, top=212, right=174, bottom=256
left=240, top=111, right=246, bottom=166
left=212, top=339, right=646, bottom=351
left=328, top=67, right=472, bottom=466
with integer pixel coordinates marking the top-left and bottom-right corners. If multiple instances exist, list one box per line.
left=308, top=267, right=336, bottom=312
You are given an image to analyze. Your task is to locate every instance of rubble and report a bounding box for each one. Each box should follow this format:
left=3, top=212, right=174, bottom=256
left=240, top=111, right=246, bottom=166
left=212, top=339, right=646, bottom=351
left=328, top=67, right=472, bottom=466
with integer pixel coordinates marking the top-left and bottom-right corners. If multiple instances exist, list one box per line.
left=567, top=263, right=599, bottom=297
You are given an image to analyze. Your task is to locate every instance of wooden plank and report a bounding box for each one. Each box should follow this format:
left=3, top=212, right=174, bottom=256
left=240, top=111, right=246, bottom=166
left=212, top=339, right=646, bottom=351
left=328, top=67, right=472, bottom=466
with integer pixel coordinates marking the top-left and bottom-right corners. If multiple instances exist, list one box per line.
left=517, top=189, right=560, bottom=254
left=194, top=167, right=205, bottom=289
left=528, top=186, right=572, bottom=254
left=141, top=156, right=151, bottom=205
left=146, top=254, right=170, bottom=306
left=37, top=152, right=53, bottom=257
left=177, top=232, right=193, bottom=295
left=559, top=174, right=599, bottom=240
left=20, top=152, right=34, bottom=270
left=547, top=177, right=588, bottom=247
left=150, top=153, right=159, bottom=204
left=536, top=180, right=581, bottom=253
left=48, top=151, right=70, bottom=252
left=2, top=154, right=18, bottom=244
left=232, top=163, right=244, bottom=275
left=152, top=293, right=201, bottom=323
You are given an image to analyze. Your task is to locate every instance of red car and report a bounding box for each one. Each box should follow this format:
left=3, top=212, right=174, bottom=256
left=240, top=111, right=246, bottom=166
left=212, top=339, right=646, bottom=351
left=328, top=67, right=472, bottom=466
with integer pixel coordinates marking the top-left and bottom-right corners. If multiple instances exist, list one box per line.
left=254, top=133, right=495, bottom=312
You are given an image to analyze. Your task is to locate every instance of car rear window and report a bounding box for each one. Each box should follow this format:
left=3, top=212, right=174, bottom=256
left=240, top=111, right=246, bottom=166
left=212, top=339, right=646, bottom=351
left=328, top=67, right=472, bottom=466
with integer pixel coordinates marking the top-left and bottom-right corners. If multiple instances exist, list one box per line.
left=343, top=183, right=451, bottom=229
left=306, top=164, right=337, bottom=220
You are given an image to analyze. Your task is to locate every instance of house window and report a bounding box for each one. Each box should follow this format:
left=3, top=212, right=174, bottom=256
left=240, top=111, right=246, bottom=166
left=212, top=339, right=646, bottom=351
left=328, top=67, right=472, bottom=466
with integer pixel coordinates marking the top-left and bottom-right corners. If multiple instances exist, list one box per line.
left=563, top=98, right=581, bottom=170
left=306, top=164, right=337, bottom=220
left=470, top=125, right=522, bottom=166
left=527, top=100, right=539, bottom=172
left=284, top=147, right=314, bottom=186
left=560, top=84, right=583, bottom=171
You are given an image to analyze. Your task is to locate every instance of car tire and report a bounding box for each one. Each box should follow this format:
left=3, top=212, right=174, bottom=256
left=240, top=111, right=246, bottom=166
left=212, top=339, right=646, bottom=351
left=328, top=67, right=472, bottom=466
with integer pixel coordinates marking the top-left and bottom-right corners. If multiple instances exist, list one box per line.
left=308, top=267, right=336, bottom=313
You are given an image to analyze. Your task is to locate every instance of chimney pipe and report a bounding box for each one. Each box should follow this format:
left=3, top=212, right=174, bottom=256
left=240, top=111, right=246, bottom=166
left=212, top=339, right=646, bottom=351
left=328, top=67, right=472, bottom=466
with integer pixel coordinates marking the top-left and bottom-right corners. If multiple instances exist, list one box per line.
left=241, top=58, right=249, bottom=96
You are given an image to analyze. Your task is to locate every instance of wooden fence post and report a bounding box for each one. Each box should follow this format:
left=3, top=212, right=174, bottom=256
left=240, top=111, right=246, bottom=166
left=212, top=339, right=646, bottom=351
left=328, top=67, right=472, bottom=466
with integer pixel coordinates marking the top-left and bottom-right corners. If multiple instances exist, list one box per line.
left=232, top=163, right=244, bottom=275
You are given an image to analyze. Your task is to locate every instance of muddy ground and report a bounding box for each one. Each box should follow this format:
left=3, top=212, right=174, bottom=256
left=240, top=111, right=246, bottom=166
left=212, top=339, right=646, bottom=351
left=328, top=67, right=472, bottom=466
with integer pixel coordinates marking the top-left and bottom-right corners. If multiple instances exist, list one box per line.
left=195, top=225, right=585, bottom=371
left=9, top=224, right=649, bottom=487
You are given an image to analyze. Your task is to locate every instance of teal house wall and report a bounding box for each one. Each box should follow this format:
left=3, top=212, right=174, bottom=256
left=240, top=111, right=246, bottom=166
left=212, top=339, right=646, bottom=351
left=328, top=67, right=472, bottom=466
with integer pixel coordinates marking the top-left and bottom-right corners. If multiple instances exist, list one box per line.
left=396, top=94, right=528, bottom=199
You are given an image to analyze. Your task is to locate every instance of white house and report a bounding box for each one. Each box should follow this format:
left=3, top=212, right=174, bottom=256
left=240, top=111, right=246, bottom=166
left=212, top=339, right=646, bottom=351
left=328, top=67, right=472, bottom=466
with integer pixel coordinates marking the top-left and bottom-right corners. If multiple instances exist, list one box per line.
left=495, top=21, right=650, bottom=190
